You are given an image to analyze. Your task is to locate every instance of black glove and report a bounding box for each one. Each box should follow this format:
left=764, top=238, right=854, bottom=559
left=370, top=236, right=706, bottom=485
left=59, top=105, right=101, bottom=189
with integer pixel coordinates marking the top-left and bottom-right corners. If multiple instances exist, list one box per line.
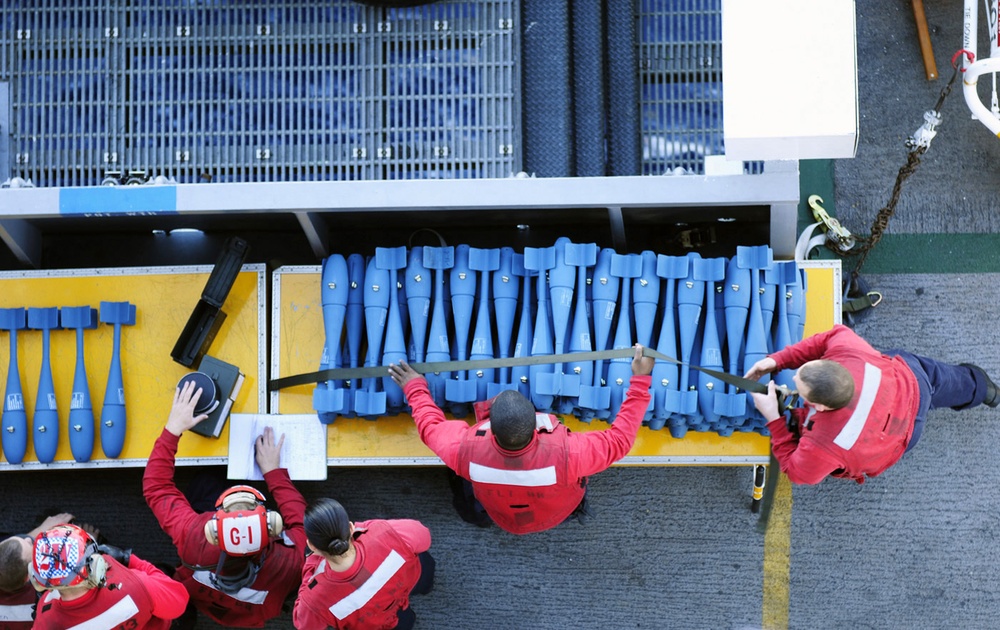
left=97, top=544, right=132, bottom=566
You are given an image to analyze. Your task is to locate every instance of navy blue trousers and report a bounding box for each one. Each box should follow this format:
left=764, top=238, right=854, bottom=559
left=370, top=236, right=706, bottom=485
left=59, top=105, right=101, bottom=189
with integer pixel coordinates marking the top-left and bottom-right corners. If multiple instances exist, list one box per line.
left=885, top=350, right=989, bottom=452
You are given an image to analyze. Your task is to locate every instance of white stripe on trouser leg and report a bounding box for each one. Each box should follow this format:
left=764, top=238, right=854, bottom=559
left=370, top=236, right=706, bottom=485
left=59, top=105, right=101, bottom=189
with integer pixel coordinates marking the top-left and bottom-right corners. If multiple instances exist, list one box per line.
left=329, top=550, right=406, bottom=620
left=468, top=462, right=557, bottom=487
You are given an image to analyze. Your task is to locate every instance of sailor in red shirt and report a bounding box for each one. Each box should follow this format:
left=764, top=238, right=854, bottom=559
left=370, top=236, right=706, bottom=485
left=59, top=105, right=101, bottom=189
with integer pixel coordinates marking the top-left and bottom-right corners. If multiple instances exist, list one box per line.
left=0, top=513, right=79, bottom=630
left=0, top=535, right=39, bottom=630
left=142, top=380, right=308, bottom=628
left=29, top=523, right=189, bottom=630
left=747, top=324, right=999, bottom=485
left=388, top=344, right=654, bottom=534
left=292, top=498, right=434, bottom=630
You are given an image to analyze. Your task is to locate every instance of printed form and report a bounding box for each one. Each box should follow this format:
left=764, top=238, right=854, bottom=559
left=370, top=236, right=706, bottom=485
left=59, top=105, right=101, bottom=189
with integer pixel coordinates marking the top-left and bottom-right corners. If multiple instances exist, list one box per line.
left=227, top=414, right=328, bottom=480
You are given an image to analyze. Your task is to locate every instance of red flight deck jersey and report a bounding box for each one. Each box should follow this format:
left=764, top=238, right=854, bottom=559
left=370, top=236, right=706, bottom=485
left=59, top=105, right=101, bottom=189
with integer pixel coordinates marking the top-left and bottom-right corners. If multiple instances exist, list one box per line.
left=0, top=582, right=36, bottom=630
left=292, top=519, right=430, bottom=630
left=404, top=374, right=652, bottom=534
left=32, top=554, right=188, bottom=630
left=766, top=325, right=920, bottom=484
left=143, top=429, right=307, bottom=627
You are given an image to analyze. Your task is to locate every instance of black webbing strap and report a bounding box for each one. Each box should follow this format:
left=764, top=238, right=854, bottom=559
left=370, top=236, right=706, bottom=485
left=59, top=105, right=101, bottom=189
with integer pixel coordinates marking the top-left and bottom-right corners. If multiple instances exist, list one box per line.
left=268, top=346, right=770, bottom=396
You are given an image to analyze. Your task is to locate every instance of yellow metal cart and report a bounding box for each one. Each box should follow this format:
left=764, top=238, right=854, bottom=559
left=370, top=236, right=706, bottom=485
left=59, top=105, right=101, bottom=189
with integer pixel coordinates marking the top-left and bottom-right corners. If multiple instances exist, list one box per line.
left=269, top=260, right=841, bottom=467
left=0, top=264, right=266, bottom=469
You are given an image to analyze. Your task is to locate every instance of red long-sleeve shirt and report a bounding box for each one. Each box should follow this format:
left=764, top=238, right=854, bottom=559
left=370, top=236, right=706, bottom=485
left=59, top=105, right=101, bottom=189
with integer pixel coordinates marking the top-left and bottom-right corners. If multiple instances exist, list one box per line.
left=292, top=519, right=431, bottom=630
left=0, top=582, right=35, bottom=630
left=142, top=428, right=308, bottom=627
left=405, top=375, right=651, bottom=478
left=766, top=325, right=919, bottom=484
left=404, top=375, right=651, bottom=532
left=32, top=554, right=188, bottom=630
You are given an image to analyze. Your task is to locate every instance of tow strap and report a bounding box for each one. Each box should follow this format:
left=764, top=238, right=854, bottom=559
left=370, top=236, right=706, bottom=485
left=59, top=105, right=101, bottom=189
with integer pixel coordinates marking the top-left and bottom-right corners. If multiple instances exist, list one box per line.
left=269, top=346, right=770, bottom=396
left=271, top=345, right=791, bottom=529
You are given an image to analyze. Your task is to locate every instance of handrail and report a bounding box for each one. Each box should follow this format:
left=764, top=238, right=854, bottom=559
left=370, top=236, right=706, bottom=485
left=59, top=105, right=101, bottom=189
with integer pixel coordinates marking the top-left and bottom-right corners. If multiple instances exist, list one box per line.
left=961, top=0, right=1000, bottom=137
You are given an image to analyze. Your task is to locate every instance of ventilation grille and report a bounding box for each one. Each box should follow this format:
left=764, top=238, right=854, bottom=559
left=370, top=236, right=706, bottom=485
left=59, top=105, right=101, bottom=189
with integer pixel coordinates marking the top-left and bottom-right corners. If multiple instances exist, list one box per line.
left=639, top=0, right=727, bottom=176
left=1, top=1, right=520, bottom=187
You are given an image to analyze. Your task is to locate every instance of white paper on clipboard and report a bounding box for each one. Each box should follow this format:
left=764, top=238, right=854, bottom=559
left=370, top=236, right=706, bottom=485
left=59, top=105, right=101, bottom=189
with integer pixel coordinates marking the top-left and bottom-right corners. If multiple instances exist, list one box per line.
left=227, top=414, right=328, bottom=481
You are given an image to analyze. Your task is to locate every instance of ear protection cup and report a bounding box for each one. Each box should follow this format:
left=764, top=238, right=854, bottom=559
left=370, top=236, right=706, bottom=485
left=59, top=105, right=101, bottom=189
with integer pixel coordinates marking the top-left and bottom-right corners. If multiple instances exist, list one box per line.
left=204, top=519, right=220, bottom=547
left=85, top=552, right=108, bottom=588
left=266, top=511, right=283, bottom=538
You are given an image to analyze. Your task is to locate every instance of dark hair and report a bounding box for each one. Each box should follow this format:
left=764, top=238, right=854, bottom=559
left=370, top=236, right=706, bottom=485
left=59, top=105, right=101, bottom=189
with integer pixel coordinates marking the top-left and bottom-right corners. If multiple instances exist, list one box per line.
left=798, top=360, right=855, bottom=409
left=490, top=390, right=536, bottom=451
left=0, top=537, right=28, bottom=593
left=304, top=498, right=352, bottom=557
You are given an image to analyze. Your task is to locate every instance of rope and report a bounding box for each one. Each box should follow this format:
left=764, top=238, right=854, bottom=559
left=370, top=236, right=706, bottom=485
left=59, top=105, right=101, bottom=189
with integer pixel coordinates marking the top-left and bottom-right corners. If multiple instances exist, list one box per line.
left=833, top=58, right=963, bottom=276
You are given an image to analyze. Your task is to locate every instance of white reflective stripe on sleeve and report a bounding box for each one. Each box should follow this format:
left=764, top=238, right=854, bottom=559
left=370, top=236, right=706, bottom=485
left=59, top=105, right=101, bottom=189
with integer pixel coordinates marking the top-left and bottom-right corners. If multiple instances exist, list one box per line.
left=329, top=550, right=405, bottom=620
left=469, top=462, right=557, bottom=487
left=833, top=363, right=882, bottom=450
left=192, top=570, right=269, bottom=605
left=0, top=603, right=34, bottom=622
left=535, top=413, right=554, bottom=431
left=66, top=595, right=139, bottom=630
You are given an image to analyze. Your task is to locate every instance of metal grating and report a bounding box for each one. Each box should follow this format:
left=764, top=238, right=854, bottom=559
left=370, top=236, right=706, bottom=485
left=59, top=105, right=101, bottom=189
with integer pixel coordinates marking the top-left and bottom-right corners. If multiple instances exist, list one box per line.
left=639, top=0, right=724, bottom=176
left=1, top=1, right=520, bottom=188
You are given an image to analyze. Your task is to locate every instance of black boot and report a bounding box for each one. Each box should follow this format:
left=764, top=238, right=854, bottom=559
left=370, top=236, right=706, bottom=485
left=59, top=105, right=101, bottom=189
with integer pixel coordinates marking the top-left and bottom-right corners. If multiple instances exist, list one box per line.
left=962, top=364, right=1000, bottom=408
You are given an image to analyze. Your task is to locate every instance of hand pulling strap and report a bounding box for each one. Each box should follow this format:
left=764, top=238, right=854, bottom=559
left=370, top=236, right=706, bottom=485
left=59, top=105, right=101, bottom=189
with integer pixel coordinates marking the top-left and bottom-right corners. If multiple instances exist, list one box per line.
left=268, top=346, right=769, bottom=396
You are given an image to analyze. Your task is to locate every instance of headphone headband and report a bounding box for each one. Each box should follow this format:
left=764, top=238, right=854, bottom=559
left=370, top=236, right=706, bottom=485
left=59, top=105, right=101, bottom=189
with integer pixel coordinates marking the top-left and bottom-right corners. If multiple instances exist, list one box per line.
left=216, top=485, right=266, bottom=511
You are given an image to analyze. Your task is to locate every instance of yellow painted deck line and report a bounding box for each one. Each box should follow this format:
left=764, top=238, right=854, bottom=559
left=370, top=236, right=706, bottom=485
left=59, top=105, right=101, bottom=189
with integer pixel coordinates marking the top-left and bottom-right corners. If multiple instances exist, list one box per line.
left=760, top=259, right=840, bottom=630
left=763, top=473, right=792, bottom=630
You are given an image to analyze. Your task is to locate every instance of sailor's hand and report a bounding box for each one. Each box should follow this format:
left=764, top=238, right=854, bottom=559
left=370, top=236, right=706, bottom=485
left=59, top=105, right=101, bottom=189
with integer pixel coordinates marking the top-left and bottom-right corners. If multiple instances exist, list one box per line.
left=750, top=380, right=782, bottom=422
left=255, top=426, right=285, bottom=475
left=166, top=380, right=210, bottom=437
left=631, top=344, right=654, bottom=376
left=744, top=357, right=778, bottom=382
left=29, top=513, right=75, bottom=538
left=388, top=361, right=423, bottom=388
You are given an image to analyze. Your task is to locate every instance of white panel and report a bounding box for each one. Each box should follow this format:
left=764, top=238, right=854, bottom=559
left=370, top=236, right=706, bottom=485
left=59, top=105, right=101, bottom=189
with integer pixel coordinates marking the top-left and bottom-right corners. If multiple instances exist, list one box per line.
left=722, top=0, right=858, bottom=160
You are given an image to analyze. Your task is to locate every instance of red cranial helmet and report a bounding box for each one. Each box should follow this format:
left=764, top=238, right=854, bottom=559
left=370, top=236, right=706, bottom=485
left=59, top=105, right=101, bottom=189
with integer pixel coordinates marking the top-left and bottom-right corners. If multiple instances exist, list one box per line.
left=204, top=485, right=283, bottom=556
left=30, top=524, right=106, bottom=590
